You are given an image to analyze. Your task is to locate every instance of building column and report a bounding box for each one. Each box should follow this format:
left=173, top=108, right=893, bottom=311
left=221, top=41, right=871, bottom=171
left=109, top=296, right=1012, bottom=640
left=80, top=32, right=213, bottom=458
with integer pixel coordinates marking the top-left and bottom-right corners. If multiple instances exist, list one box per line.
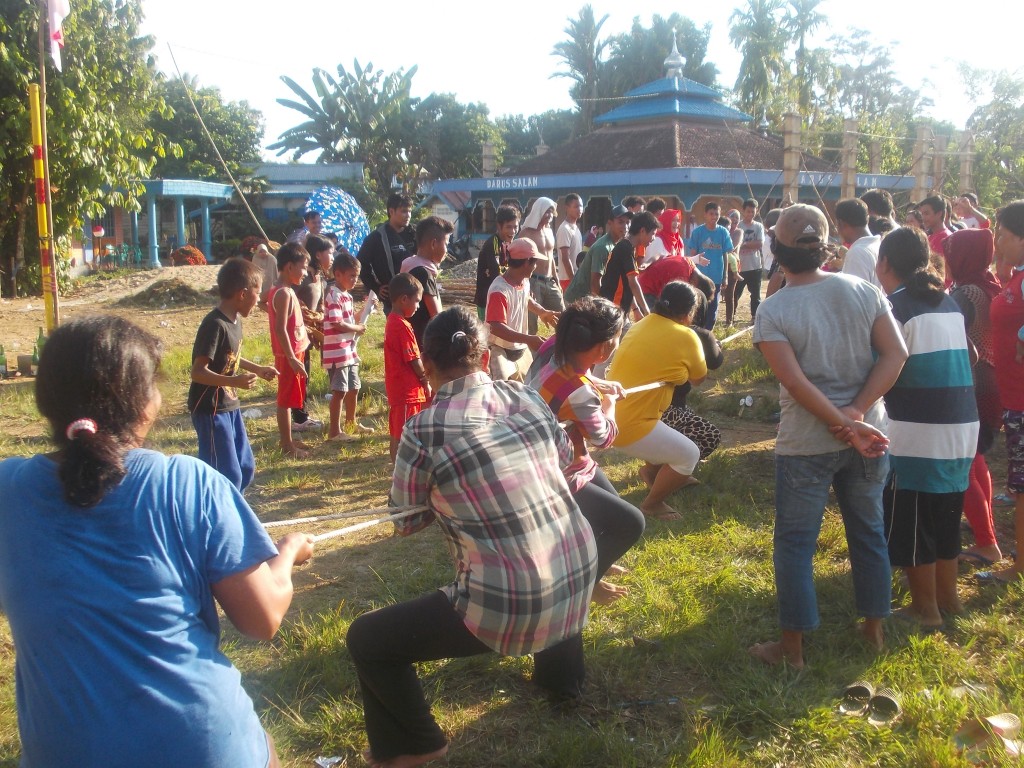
left=83, top=215, right=94, bottom=267
left=174, top=196, right=186, bottom=252
left=130, top=210, right=139, bottom=249
left=933, top=134, right=949, bottom=193
left=147, top=193, right=161, bottom=269
left=201, top=199, right=212, bottom=260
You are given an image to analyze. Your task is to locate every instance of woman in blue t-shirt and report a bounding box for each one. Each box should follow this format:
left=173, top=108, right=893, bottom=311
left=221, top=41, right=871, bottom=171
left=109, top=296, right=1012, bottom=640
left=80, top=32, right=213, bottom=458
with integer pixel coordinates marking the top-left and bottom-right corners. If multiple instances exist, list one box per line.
left=0, top=315, right=313, bottom=768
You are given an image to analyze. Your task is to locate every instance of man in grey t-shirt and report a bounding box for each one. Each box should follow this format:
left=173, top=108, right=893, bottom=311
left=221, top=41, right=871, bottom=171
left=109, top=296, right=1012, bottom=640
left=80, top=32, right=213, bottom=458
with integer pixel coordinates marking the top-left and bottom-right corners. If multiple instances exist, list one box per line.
left=749, top=204, right=907, bottom=670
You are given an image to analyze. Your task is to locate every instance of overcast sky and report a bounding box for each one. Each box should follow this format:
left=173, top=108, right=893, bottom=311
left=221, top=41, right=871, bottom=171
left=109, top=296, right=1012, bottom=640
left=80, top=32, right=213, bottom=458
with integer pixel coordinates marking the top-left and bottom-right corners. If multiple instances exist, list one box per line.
left=140, top=1, right=1019, bottom=161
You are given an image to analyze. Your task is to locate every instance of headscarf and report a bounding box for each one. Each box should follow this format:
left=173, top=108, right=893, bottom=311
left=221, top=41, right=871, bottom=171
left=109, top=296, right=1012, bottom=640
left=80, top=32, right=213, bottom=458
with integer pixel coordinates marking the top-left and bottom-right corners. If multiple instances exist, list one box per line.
left=521, top=197, right=557, bottom=231
left=656, top=209, right=684, bottom=256
left=944, top=227, right=1000, bottom=300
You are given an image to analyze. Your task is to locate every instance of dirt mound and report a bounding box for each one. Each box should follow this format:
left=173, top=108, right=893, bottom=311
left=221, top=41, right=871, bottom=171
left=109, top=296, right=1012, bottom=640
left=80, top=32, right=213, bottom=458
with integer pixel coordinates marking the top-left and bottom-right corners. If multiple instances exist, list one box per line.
left=117, top=277, right=216, bottom=308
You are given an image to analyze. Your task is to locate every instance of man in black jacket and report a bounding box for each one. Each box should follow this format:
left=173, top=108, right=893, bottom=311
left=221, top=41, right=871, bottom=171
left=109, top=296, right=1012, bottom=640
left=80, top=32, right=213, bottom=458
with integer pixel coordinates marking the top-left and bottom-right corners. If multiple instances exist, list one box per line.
left=357, top=192, right=416, bottom=315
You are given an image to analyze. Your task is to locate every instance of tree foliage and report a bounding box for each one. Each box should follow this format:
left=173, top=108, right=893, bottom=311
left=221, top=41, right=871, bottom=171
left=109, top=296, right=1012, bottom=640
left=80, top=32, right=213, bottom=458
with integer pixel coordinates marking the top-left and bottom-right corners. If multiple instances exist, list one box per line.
left=550, top=4, right=608, bottom=137
left=967, top=70, right=1024, bottom=204
left=495, top=110, right=576, bottom=168
left=149, top=75, right=264, bottom=181
left=728, top=0, right=789, bottom=119
left=410, top=93, right=501, bottom=180
left=0, top=0, right=171, bottom=296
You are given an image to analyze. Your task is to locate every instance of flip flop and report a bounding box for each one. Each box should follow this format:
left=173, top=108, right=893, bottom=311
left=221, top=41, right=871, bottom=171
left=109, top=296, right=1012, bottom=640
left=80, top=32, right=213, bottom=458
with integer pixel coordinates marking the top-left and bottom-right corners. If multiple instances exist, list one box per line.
left=975, top=570, right=1017, bottom=585
left=959, top=551, right=996, bottom=567
left=866, top=688, right=902, bottom=727
left=838, top=680, right=874, bottom=716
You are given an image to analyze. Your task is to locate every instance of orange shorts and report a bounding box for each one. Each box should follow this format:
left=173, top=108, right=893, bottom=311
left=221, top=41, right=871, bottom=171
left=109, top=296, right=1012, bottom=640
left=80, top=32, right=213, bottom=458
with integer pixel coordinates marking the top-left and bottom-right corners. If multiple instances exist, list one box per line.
left=275, top=355, right=307, bottom=409
left=389, top=401, right=425, bottom=441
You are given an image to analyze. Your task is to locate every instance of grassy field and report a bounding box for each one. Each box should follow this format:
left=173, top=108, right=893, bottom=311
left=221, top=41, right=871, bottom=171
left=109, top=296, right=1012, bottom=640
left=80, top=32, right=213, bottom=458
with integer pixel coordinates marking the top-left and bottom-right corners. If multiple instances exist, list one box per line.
left=1, top=295, right=1023, bottom=767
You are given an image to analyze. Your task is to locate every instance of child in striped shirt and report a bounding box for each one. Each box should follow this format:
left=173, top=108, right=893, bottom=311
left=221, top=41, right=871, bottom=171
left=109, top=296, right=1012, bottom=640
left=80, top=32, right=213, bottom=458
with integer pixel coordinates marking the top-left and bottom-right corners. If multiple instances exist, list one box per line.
left=323, top=252, right=370, bottom=441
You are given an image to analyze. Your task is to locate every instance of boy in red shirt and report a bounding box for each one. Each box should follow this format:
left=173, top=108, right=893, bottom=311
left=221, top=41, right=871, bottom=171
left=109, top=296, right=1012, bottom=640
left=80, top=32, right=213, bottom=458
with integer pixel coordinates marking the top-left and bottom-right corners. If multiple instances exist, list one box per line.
left=384, top=273, right=430, bottom=461
left=267, top=242, right=311, bottom=457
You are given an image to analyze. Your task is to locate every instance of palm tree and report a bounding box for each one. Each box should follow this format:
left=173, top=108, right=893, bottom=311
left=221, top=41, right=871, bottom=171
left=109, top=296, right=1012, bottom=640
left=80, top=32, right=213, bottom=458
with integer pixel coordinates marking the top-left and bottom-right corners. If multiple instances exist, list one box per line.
left=785, top=0, right=827, bottom=115
left=551, top=5, right=609, bottom=136
left=728, top=0, right=789, bottom=117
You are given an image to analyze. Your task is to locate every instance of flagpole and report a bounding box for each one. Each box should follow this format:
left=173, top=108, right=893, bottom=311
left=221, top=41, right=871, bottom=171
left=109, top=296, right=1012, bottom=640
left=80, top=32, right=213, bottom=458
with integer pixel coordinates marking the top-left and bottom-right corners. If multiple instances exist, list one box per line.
left=34, top=0, right=60, bottom=330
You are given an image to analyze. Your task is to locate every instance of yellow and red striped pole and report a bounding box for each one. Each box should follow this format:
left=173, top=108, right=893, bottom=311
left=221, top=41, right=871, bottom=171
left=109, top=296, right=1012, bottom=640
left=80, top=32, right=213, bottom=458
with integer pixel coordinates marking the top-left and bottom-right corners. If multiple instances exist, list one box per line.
left=28, top=83, right=59, bottom=331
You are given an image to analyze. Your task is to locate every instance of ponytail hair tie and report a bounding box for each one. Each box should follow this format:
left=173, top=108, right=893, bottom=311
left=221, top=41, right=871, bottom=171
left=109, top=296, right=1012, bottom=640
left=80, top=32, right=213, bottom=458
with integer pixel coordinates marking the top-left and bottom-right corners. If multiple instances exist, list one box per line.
left=451, top=331, right=467, bottom=343
left=66, top=418, right=98, bottom=441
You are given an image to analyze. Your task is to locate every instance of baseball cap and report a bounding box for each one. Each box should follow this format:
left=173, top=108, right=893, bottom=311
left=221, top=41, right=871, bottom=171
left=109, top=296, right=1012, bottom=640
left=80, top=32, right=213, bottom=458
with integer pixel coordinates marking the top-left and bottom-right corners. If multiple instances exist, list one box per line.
left=773, top=204, right=829, bottom=249
left=609, top=204, right=634, bottom=221
left=508, top=237, right=547, bottom=262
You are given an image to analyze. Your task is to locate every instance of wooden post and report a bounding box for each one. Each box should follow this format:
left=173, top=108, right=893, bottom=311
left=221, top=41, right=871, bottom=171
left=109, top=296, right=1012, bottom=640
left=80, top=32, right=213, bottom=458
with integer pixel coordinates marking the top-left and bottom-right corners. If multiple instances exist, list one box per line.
left=869, top=140, right=882, bottom=175
left=959, top=131, right=976, bottom=194
left=933, top=134, right=948, bottom=194
left=911, top=125, right=931, bottom=203
left=783, top=113, right=801, bottom=204
left=841, top=118, right=858, bottom=199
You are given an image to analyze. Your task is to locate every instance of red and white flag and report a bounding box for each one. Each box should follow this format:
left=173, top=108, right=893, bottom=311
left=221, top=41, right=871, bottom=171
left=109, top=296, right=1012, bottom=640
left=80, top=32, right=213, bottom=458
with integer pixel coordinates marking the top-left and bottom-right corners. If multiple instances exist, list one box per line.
left=48, top=0, right=71, bottom=72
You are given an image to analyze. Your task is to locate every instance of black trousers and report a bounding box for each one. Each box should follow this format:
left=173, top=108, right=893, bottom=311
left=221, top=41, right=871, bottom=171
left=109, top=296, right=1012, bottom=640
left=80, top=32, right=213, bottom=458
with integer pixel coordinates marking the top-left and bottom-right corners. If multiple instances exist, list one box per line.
left=574, top=466, right=645, bottom=577
left=735, top=269, right=763, bottom=319
left=347, top=591, right=586, bottom=762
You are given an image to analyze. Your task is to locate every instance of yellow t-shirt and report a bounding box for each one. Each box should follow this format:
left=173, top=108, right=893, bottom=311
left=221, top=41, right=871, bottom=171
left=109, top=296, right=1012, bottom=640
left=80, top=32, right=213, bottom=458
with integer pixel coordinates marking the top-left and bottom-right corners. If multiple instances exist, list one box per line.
left=608, top=314, right=707, bottom=446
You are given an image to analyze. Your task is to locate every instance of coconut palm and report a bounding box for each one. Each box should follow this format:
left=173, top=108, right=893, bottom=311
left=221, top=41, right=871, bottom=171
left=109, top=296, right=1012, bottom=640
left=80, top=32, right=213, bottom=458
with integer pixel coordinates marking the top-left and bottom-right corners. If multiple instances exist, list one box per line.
left=551, top=4, right=609, bottom=137
left=785, top=0, right=827, bottom=115
left=728, top=0, right=789, bottom=117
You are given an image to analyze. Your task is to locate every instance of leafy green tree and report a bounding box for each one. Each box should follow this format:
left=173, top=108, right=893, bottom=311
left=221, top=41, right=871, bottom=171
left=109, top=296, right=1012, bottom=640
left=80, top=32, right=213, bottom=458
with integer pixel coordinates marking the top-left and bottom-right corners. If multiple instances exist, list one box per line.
left=410, top=93, right=502, bottom=180
left=0, top=0, right=171, bottom=296
left=550, top=4, right=609, bottom=137
left=270, top=60, right=419, bottom=199
left=496, top=111, right=576, bottom=168
left=966, top=70, right=1024, bottom=204
left=728, top=0, right=789, bottom=119
left=604, top=15, right=718, bottom=99
left=150, top=75, right=264, bottom=181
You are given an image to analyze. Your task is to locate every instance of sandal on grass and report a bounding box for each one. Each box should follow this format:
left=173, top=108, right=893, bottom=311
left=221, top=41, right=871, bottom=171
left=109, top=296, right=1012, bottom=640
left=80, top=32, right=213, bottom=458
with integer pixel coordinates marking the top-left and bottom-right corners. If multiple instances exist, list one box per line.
left=955, top=712, right=1022, bottom=752
left=838, top=680, right=874, bottom=716
left=866, top=688, right=901, bottom=727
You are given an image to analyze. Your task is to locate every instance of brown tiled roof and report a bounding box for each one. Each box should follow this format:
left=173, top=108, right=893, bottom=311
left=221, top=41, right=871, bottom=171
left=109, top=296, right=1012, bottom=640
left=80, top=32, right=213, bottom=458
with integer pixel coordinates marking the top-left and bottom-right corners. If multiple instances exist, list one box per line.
left=507, top=118, right=834, bottom=175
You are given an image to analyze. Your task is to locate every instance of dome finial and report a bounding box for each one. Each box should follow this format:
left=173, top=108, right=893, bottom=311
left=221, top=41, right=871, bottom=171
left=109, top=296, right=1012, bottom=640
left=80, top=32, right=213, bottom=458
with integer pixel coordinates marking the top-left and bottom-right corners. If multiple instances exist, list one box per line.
left=664, top=30, right=686, bottom=78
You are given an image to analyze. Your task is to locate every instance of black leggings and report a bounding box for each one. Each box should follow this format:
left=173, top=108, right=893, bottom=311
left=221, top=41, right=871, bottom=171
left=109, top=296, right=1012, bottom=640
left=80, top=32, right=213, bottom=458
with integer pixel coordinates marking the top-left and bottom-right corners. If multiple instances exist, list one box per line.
left=574, top=466, right=645, bottom=577
left=347, top=591, right=585, bottom=761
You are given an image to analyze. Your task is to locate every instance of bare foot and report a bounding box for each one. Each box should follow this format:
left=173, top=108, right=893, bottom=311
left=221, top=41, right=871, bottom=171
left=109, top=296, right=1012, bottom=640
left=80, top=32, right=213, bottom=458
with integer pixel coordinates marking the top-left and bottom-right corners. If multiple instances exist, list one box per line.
left=640, top=500, right=682, bottom=521
left=353, top=422, right=375, bottom=434
left=679, top=475, right=701, bottom=489
left=859, top=619, right=885, bottom=650
left=281, top=444, right=309, bottom=459
left=991, top=566, right=1023, bottom=582
left=938, top=599, right=966, bottom=616
left=747, top=641, right=804, bottom=669
left=606, top=563, right=630, bottom=576
left=890, top=606, right=943, bottom=628
left=328, top=432, right=356, bottom=442
left=638, top=464, right=657, bottom=488
left=293, top=439, right=311, bottom=449
left=592, top=579, right=629, bottom=605
left=960, top=546, right=1003, bottom=566
left=366, top=745, right=448, bottom=768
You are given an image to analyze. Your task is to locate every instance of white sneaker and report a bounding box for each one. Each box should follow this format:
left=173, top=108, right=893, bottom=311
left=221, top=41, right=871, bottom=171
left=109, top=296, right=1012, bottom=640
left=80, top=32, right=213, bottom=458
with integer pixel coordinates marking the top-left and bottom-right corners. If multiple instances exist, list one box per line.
left=292, top=419, right=323, bottom=433
left=353, top=422, right=374, bottom=434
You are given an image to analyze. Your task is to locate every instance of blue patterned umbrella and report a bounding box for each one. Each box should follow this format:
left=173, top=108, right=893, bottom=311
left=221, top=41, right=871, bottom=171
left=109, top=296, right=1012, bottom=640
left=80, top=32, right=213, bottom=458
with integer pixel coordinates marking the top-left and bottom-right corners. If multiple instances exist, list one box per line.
left=305, top=186, right=370, bottom=256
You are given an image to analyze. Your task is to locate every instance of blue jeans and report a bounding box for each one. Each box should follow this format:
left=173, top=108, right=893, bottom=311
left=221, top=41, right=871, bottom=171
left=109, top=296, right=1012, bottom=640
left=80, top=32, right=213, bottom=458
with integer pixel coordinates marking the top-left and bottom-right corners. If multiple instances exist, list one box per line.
left=192, top=409, right=255, bottom=491
left=774, top=449, right=891, bottom=631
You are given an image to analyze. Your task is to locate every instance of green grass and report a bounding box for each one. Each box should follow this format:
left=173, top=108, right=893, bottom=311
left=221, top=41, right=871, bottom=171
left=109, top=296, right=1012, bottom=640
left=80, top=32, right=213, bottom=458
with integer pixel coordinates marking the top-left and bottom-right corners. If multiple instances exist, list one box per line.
left=1, top=312, right=1023, bottom=767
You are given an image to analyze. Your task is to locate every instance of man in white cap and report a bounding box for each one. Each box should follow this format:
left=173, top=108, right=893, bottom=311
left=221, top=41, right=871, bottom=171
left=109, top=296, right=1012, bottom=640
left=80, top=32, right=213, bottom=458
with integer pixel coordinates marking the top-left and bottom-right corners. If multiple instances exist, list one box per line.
left=749, top=204, right=908, bottom=669
left=485, top=238, right=558, bottom=382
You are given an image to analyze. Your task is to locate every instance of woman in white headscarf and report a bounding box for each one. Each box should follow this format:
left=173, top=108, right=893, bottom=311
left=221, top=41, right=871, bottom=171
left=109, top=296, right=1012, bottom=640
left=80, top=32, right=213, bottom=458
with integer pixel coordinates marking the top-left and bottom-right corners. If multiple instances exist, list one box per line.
left=520, top=197, right=563, bottom=334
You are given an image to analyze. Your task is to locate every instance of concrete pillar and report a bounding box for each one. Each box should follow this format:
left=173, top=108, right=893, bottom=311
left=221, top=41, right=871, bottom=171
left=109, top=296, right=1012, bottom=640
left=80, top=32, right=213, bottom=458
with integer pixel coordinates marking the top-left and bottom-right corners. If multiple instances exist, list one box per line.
left=783, top=113, right=801, bottom=204
left=130, top=210, right=139, bottom=249
left=83, top=216, right=94, bottom=267
left=869, top=140, right=882, bottom=175
left=147, top=193, right=161, bottom=269
left=933, top=134, right=949, bottom=194
left=959, top=131, right=976, bottom=194
left=912, top=125, right=931, bottom=203
left=482, top=141, right=496, bottom=178
left=174, top=196, right=186, bottom=251
left=201, top=199, right=212, bottom=260
left=841, top=118, right=859, bottom=200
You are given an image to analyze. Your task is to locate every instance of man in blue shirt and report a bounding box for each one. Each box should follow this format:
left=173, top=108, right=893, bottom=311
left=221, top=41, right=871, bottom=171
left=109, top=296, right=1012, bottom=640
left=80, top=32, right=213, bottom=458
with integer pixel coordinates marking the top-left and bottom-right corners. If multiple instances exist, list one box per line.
left=687, top=201, right=735, bottom=329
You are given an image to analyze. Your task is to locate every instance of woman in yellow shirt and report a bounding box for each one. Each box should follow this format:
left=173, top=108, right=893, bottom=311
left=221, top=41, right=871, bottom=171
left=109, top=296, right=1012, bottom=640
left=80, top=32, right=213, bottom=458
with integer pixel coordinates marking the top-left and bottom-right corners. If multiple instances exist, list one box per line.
left=608, top=281, right=708, bottom=520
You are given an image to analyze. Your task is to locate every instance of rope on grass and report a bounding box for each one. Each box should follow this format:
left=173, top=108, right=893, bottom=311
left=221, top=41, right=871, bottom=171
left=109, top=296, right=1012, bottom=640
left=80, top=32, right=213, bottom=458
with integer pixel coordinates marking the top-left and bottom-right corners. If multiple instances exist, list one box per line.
left=312, top=508, right=427, bottom=542
left=720, top=325, right=754, bottom=346
left=262, top=505, right=424, bottom=530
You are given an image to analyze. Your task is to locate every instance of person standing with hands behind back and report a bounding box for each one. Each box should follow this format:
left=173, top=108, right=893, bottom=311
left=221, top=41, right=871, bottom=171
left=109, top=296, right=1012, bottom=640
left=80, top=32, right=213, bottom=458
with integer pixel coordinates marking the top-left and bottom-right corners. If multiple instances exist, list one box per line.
left=384, top=273, right=431, bottom=462
left=189, top=258, right=277, bottom=491
left=0, top=315, right=313, bottom=767
left=268, top=242, right=312, bottom=458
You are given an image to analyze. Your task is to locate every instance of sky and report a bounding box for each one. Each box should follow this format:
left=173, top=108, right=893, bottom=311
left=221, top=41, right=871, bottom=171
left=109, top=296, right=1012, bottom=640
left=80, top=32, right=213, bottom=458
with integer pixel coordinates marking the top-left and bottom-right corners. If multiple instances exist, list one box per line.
left=140, top=1, right=1019, bottom=162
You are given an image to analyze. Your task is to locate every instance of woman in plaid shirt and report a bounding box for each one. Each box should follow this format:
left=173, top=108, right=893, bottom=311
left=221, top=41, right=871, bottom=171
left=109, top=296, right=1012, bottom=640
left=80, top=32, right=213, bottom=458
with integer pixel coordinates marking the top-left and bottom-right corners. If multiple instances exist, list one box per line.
left=347, top=306, right=598, bottom=768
